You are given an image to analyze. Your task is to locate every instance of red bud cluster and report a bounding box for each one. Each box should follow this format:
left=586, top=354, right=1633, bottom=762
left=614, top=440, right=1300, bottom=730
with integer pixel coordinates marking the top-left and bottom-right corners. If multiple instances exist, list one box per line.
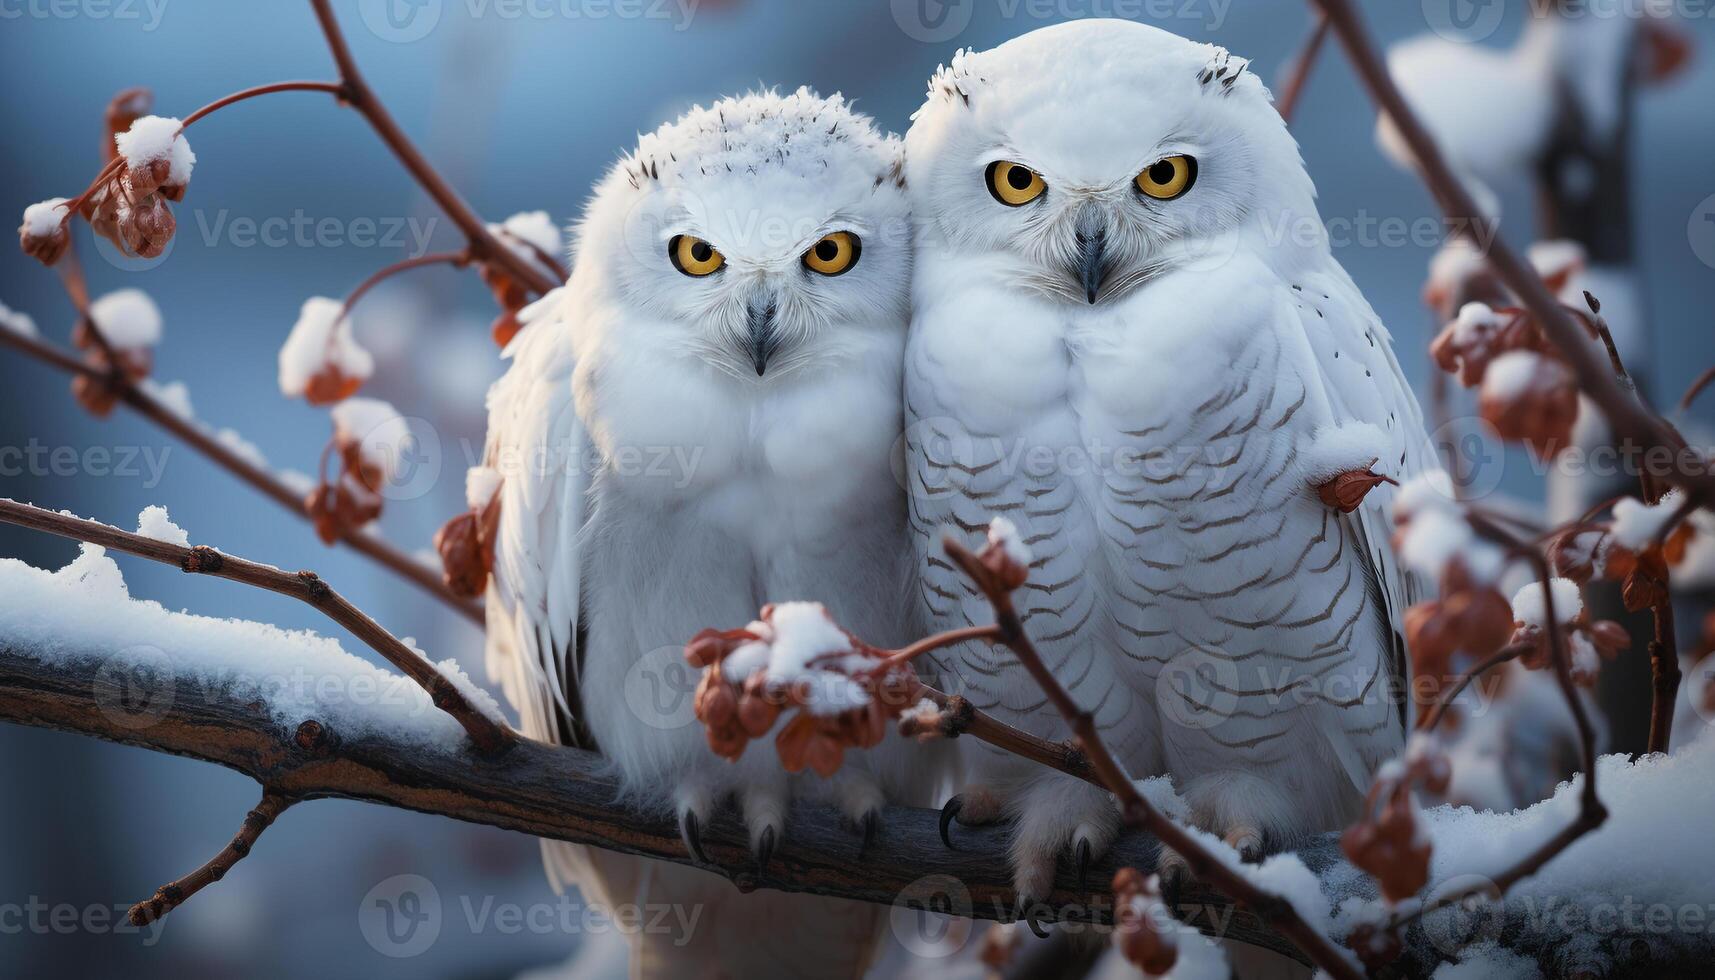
left=1111, top=868, right=1178, bottom=975
left=686, top=604, right=922, bottom=777
left=306, top=474, right=382, bottom=545
left=1477, top=352, right=1578, bottom=459
left=481, top=263, right=530, bottom=348
left=1342, top=737, right=1448, bottom=909
left=1429, top=301, right=1593, bottom=458
left=1403, top=559, right=1514, bottom=684
left=435, top=491, right=501, bottom=598
left=18, top=199, right=72, bottom=267
left=1429, top=304, right=1544, bottom=386
left=69, top=318, right=153, bottom=417
left=1510, top=611, right=1629, bottom=687
left=1550, top=511, right=1699, bottom=615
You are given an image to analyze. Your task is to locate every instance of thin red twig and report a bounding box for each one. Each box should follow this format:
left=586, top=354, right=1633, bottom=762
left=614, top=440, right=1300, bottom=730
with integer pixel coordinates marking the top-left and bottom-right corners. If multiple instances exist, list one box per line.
left=128, top=791, right=294, bottom=925
left=1385, top=518, right=1609, bottom=932
left=1309, top=0, right=1710, bottom=509
left=1679, top=365, right=1715, bottom=414
left=1275, top=12, right=1330, bottom=124
left=1416, top=641, right=1532, bottom=734
left=179, top=80, right=346, bottom=128
left=1648, top=595, right=1680, bottom=755
left=339, top=249, right=472, bottom=322
left=0, top=327, right=483, bottom=623
left=942, top=536, right=1363, bottom=980
left=306, top=0, right=558, bottom=297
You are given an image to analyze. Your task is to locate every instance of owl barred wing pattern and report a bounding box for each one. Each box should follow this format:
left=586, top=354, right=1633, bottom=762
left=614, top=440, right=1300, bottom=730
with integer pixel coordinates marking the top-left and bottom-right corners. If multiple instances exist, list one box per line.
left=1293, top=265, right=1440, bottom=734
left=483, top=288, right=591, bottom=750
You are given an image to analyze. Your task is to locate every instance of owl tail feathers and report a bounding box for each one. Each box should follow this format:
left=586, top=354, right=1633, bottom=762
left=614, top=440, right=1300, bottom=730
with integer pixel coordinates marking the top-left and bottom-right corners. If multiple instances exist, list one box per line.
left=562, top=846, right=886, bottom=979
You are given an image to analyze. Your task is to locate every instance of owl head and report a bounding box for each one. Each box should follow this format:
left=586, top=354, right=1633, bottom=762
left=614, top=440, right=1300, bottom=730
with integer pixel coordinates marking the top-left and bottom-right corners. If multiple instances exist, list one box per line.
left=574, top=87, right=910, bottom=380
left=905, top=19, right=1317, bottom=305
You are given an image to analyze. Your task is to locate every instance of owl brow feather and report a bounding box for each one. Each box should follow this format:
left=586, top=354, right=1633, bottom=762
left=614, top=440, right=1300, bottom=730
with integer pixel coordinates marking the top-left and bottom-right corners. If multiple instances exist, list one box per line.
left=1196, top=48, right=1251, bottom=97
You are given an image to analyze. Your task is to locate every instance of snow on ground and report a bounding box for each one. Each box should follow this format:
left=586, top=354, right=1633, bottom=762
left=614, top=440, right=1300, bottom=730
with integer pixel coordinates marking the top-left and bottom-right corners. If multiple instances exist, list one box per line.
left=0, top=538, right=499, bottom=750
left=1328, top=730, right=1715, bottom=970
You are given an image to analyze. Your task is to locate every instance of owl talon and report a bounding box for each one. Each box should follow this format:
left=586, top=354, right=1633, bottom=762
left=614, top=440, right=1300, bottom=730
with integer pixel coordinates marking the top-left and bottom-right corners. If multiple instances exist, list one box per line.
left=1076, top=838, right=1092, bottom=892
left=1225, top=827, right=1265, bottom=863
left=679, top=810, right=708, bottom=864
left=939, top=795, right=963, bottom=850
left=1024, top=905, right=1051, bottom=938
left=755, top=825, right=776, bottom=871
left=860, top=811, right=880, bottom=856
left=1156, top=847, right=1190, bottom=906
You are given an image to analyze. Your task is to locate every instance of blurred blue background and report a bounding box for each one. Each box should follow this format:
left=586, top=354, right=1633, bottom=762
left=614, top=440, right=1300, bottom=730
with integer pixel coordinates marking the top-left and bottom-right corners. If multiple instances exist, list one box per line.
left=1, top=1, right=1711, bottom=976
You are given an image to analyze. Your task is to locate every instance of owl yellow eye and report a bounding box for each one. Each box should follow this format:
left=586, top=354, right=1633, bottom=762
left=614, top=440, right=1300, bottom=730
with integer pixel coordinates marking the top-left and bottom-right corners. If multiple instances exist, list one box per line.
left=985, top=161, right=1046, bottom=207
left=670, top=235, right=724, bottom=277
left=803, top=231, right=861, bottom=276
left=1135, top=155, right=1197, bottom=200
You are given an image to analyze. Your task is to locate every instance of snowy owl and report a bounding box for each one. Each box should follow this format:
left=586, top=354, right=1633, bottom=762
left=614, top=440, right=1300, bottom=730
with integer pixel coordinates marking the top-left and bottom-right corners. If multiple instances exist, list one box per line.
left=903, top=20, right=1435, bottom=899
left=483, top=88, right=930, bottom=975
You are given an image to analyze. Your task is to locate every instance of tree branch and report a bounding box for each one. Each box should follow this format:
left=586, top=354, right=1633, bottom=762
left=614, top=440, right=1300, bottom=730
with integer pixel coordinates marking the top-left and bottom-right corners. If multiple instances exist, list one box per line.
left=305, top=0, right=558, bottom=297
left=0, top=498, right=510, bottom=754
left=0, top=629, right=1697, bottom=973
left=941, top=536, right=1364, bottom=980
left=0, top=327, right=483, bottom=623
left=0, top=632, right=1313, bottom=960
left=1308, top=0, right=1711, bottom=507
left=127, top=790, right=294, bottom=925
left=1274, top=12, right=1329, bottom=124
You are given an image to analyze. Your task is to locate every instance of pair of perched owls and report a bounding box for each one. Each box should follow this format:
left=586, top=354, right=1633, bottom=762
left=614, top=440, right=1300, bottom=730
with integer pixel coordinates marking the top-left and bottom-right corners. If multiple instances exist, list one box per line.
left=482, top=18, right=1434, bottom=974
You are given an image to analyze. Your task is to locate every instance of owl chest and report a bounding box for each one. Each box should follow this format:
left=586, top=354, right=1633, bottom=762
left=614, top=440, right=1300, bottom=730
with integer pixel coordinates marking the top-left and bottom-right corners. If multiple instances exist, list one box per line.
left=1036, top=329, right=1345, bottom=657
left=593, top=364, right=899, bottom=547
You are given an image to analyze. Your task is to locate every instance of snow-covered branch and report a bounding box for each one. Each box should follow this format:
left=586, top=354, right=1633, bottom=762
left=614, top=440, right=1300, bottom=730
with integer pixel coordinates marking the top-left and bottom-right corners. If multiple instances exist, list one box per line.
left=0, top=498, right=508, bottom=753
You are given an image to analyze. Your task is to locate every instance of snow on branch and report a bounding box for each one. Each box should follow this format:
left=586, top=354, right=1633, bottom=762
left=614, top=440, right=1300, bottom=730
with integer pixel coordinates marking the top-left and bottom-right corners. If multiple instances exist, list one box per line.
left=0, top=547, right=1707, bottom=974
left=0, top=498, right=508, bottom=753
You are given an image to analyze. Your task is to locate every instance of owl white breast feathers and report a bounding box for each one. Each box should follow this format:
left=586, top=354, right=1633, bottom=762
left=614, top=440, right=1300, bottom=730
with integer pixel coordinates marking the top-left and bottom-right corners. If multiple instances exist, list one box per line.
left=482, top=87, right=933, bottom=976
left=902, top=20, right=1438, bottom=899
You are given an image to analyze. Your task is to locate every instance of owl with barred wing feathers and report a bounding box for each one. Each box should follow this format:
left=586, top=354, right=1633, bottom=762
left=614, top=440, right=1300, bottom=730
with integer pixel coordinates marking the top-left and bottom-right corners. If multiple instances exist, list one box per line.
left=903, top=20, right=1436, bottom=900
left=482, top=88, right=936, bottom=977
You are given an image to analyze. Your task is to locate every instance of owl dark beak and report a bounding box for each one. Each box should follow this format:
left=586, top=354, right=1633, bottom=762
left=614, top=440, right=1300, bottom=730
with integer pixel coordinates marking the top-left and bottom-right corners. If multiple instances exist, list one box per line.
left=745, top=298, right=778, bottom=376
left=1074, top=207, right=1108, bottom=304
